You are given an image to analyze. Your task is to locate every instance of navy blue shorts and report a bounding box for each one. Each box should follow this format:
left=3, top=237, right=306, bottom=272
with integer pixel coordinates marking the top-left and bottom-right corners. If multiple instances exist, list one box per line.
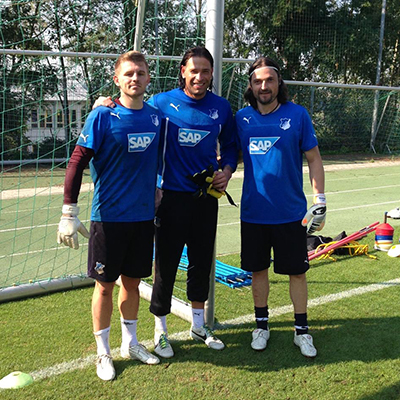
left=241, top=220, right=309, bottom=275
left=88, top=220, right=154, bottom=282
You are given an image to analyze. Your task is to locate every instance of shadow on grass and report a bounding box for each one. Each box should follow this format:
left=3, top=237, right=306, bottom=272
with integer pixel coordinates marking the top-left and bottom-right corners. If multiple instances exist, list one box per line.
left=357, top=381, right=400, bottom=400
left=136, top=316, right=400, bottom=374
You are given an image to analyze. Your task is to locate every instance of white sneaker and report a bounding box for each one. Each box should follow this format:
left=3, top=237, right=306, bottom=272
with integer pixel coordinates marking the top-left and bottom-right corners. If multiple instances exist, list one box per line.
left=190, top=325, right=225, bottom=350
left=121, top=344, right=160, bottom=365
left=154, top=333, right=174, bottom=358
left=294, top=333, right=317, bottom=358
left=96, top=354, right=116, bottom=381
left=251, top=328, right=270, bottom=351
left=387, top=207, right=400, bottom=219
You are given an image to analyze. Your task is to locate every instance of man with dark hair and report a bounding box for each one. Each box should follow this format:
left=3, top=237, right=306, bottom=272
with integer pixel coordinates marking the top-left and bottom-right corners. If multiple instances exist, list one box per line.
left=177, top=46, right=214, bottom=91
left=236, top=56, right=326, bottom=358
left=93, top=46, right=237, bottom=359
left=57, top=51, right=162, bottom=381
left=148, top=46, right=237, bottom=358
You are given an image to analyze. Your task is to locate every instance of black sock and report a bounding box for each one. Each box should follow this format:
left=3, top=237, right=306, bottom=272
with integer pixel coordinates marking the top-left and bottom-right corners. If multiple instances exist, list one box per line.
left=294, top=313, right=308, bottom=335
left=255, top=306, right=269, bottom=330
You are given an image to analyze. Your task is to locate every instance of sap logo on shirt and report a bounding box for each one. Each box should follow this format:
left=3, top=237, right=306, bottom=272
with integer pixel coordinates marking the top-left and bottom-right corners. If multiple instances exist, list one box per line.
left=178, top=128, right=210, bottom=147
left=249, top=137, right=280, bottom=154
left=128, top=132, right=156, bottom=152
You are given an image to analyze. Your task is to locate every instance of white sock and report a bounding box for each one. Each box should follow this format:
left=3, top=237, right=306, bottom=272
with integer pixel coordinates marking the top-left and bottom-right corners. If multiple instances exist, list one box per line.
left=94, top=327, right=111, bottom=356
left=120, top=318, right=138, bottom=348
left=154, top=315, right=168, bottom=342
left=192, top=308, right=204, bottom=329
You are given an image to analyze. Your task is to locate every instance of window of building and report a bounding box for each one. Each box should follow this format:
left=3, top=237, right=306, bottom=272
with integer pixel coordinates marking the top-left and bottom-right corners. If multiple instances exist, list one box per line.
left=39, top=110, right=46, bottom=128
left=81, top=107, right=87, bottom=127
left=39, top=108, right=52, bottom=129
left=31, top=110, right=38, bottom=128
left=71, top=109, right=77, bottom=128
left=46, top=112, right=53, bottom=128
left=57, top=110, right=63, bottom=128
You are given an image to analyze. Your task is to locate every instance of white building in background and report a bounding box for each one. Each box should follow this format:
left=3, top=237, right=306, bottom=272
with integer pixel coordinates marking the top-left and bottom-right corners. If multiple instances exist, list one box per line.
left=26, top=83, right=89, bottom=143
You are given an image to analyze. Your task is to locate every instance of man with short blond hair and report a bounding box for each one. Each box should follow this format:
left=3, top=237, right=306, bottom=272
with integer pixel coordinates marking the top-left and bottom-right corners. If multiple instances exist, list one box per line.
left=57, top=50, right=162, bottom=380
left=93, top=46, right=238, bottom=359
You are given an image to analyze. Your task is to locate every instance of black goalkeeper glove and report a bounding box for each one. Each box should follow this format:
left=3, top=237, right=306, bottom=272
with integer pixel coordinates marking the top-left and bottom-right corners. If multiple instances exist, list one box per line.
left=187, top=165, right=236, bottom=206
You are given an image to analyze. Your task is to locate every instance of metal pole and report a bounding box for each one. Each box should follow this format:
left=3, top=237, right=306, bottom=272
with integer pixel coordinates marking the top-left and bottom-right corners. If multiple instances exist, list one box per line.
left=370, top=0, right=387, bottom=152
left=204, top=0, right=224, bottom=328
left=154, top=0, right=160, bottom=92
left=154, top=0, right=159, bottom=55
left=133, top=0, right=146, bottom=52
left=206, top=0, right=224, bottom=95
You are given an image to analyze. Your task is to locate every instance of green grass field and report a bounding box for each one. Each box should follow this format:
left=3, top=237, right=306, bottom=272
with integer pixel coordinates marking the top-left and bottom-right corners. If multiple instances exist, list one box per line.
left=1, top=157, right=400, bottom=399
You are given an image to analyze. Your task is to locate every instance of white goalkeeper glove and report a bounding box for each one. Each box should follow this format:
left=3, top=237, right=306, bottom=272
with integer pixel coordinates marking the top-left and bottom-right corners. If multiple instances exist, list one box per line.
left=302, top=194, right=327, bottom=234
left=57, top=204, right=90, bottom=250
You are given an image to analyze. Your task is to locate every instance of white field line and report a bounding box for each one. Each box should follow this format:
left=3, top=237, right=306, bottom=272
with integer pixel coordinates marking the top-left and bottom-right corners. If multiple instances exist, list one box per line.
left=219, top=278, right=400, bottom=327
left=0, top=244, right=89, bottom=260
left=326, top=172, right=400, bottom=182
left=2, top=160, right=400, bottom=201
left=0, top=193, right=398, bottom=237
left=231, top=160, right=400, bottom=180
left=220, top=198, right=400, bottom=210
left=218, top=185, right=400, bottom=207
left=0, top=183, right=93, bottom=200
left=328, top=200, right=400, bottom=212
left=28, top=277, right=400, bottom=382
left=217, top=199, right=400, bottom=227
left=0, top=220, right=89, bottom=234
left=0, top=206, right=61, bottom=215
left=324, top=184, right=400, bottom=196
left=227, top=171, right=400, bottom=191
left=0, top=196, right=398, bottom=258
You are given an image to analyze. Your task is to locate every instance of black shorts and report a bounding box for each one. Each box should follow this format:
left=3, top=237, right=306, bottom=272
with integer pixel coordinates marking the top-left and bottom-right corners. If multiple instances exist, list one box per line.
left=241, top=220, right=309, bottom=275
left=88, top=220, right=154, bottom=282
left=150, top=190, right=218, bottom=316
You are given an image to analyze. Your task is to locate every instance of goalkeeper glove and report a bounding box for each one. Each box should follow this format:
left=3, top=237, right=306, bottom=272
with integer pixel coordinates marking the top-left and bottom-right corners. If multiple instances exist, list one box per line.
left=57, top=204, right=90, bottom=250
left=188, top=166, right=216, bottom=199
left=205, top=177, right=236, bottom=206
left=302, top=194, right=326, bottom=234
left=205, top=175, right=223, bottom=199
left=188, top=166, right=236, bottom=206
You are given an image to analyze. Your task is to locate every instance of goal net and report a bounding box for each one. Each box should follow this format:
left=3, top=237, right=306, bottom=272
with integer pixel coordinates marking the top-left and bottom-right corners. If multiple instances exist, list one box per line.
left=1, top=0, right=400, bottom=302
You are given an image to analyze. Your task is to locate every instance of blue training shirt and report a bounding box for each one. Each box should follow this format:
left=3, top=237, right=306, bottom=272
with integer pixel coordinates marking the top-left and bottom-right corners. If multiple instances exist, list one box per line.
left=235, top=102, right=318, bottom=224
left=76, top=103, right=162, bottom=222
left=148, top=88, right=237, bottom=192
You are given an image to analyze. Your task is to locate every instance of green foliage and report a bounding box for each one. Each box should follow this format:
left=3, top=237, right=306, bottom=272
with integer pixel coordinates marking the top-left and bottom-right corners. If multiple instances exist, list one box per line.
left=224, top=0, right=400, bottom=86
left=1, top=0, right=400, bottom=157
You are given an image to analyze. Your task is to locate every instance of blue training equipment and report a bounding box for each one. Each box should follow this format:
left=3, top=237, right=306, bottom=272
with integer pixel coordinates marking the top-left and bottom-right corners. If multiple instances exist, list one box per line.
left=177, top=247, right=252, bottom=289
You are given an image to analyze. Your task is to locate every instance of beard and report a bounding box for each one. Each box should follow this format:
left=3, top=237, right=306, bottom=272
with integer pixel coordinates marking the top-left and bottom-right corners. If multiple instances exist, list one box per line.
left=255, top=90, right=278, bottom=105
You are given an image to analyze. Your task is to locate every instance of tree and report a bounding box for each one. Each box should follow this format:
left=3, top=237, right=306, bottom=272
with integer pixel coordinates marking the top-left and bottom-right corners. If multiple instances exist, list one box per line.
left=224, top=0, right=400, bottom=86
left=0, top=2, right=58, bottom=160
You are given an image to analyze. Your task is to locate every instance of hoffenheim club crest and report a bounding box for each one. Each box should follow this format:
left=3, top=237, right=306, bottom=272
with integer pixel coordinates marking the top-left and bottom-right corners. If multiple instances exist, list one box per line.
left=209, top=109, right=219, bottom=120
left=151, top=114, right=159, bottom=126
left=280, top=118, right=291, bottom=130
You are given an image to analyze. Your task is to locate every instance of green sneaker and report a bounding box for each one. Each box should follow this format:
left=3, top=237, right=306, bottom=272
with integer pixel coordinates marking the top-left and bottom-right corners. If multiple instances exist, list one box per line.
left=154, top=333, right=174, bottom=358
